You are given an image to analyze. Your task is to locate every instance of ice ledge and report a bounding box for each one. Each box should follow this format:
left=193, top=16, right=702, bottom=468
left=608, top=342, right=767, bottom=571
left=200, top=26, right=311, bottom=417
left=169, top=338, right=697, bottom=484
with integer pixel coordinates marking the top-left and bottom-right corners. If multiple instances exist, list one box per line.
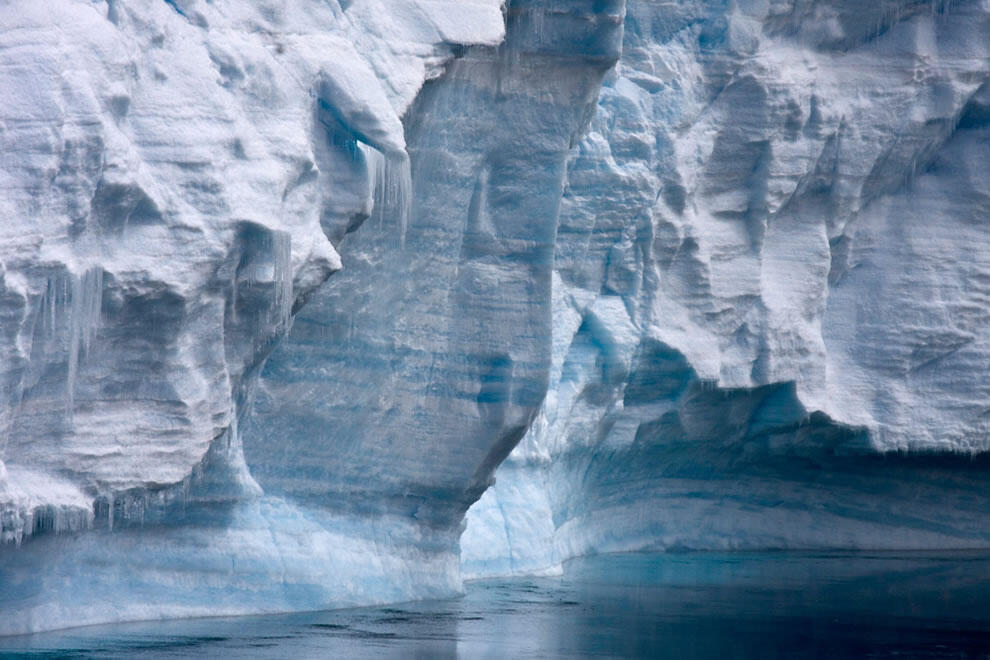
left=0, top=496, right=461, bottom=637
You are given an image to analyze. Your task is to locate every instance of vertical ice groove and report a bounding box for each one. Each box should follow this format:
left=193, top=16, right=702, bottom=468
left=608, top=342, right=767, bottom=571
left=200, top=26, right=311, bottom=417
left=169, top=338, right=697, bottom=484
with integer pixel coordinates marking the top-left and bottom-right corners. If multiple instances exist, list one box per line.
left=231, top=267, right=239, bottom=324
left=272, top=230, right=293, bottom=329
left=47, top=276, right=56, bottom=339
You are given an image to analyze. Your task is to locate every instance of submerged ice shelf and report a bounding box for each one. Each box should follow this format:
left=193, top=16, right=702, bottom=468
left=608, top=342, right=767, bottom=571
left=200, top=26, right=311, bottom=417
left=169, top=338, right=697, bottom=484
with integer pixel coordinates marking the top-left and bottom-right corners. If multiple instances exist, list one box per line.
left=2, top=0, right=990, bottom=637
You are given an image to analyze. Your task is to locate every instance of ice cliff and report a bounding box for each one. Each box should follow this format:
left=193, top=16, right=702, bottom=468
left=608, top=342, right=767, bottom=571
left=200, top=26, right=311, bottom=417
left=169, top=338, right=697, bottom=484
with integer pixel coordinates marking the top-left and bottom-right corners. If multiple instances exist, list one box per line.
left=463, top=0, right=990, bottom=577
left=1, top=0, right=989, bottom=637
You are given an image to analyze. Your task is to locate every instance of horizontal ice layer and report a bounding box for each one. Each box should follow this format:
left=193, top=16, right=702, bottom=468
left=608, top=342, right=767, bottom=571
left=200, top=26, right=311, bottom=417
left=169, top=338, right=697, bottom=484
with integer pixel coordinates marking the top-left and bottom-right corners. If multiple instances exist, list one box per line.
left=464, top=0, right=990, bottom=577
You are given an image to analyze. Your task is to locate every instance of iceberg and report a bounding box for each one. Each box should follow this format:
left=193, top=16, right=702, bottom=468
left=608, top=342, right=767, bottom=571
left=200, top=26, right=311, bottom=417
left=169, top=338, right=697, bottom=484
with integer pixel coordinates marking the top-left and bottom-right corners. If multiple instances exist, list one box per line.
left=2, top=0, right=990, bottom=637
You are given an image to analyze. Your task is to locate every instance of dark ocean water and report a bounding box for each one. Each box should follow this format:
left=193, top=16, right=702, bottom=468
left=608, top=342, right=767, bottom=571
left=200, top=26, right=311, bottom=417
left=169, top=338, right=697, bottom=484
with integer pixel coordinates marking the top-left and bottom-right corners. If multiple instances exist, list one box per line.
left=3, top=551, right=990, bottom=658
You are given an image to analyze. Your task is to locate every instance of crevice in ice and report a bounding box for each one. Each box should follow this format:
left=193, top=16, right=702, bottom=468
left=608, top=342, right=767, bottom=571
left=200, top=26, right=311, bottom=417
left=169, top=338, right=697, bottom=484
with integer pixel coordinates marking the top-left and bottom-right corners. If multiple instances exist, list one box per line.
left=88, top=180, right=164, bottom=236
left=163, top=0, right=186, bottom=18
left=227, top=223, right=293, bottom=334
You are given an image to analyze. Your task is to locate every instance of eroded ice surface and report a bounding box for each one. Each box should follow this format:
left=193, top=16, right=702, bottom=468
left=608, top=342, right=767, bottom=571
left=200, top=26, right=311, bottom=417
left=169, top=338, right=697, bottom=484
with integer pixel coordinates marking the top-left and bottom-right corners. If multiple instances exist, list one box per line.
left=0, top=0, right=505, bottom=543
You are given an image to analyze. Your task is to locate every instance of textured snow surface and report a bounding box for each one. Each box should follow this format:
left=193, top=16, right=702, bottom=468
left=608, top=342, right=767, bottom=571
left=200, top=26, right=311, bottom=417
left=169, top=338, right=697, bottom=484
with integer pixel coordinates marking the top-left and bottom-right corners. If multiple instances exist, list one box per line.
left=2, top=0, right=990, bottom=637
left=463, top=0, right=990, bottom=577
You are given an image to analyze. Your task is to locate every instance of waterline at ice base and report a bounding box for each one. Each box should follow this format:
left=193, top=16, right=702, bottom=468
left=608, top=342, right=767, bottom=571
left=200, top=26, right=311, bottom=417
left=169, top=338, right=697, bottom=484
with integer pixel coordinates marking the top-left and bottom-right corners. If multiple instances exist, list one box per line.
left=2, top=0, right=990, bottom=642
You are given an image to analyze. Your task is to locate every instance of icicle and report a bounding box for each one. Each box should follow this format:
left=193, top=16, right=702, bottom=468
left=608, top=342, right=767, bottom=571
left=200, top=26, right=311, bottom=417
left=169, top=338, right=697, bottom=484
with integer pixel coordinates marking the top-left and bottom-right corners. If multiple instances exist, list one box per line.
left=47, top=276, right=56, bottom=337
left=228, top=409, right=238, bottom=450
left=66, top=267, right=103, bottom=413
left=369, top=147, right=413, bottom=248
left=271, top=230, right=293, bottom=330
left=231, top=268, right=239, bottom=324
left=24, top=268, right=103, bottom=416
left=394, top=154, right=413, bottom=248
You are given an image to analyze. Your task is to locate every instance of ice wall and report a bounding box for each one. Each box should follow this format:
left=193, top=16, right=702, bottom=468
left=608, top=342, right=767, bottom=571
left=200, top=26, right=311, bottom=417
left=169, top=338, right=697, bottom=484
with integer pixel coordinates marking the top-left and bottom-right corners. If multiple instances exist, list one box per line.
left=463, top=0, right=990, bottom=578
left=0, top=0, right=499, bottom=543
left=0, top=0, right=627, bottom=636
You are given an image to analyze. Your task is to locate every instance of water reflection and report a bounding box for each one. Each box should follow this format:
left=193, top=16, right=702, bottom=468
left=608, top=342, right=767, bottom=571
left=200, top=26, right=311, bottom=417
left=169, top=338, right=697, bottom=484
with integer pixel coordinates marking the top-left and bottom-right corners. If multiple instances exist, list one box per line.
left=4, top=552, right=990, bottom=658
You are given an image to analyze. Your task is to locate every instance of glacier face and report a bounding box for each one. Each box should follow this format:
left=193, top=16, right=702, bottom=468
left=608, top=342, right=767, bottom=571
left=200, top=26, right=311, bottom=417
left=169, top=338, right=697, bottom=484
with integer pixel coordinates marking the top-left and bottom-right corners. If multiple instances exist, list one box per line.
left=2, top=0, right=990, bottom=638
left=463, top=0, right=990, bottom=578
left=0, top=0, right=507, bottom=633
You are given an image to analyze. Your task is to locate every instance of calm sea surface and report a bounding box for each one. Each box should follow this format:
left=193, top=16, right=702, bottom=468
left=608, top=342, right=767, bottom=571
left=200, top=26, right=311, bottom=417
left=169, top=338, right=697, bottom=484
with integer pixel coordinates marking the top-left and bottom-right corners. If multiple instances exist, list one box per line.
left=3, top=551, right=990, bottom=658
